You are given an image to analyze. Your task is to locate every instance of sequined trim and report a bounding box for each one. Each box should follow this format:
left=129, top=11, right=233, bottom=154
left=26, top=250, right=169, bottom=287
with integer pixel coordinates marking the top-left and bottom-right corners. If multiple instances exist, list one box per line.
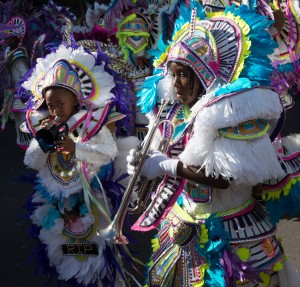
left=48, top=152, right=80, bottom=185
left=172, top=200, right=277, bottom=243
left=219, top=118, right=270, bottom=140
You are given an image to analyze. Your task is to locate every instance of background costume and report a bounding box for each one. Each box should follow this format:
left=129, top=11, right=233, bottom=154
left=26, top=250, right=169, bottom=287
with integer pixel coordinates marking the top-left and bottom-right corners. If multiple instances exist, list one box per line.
left=22, top=43, right=138, bottom=286
left=0, top=0, right=77, bottom=150
left=0, top=17, right=32, bottom=149
left=132, top=2, right=300, bottom=286
left=97, top=0, right=188, bottom=141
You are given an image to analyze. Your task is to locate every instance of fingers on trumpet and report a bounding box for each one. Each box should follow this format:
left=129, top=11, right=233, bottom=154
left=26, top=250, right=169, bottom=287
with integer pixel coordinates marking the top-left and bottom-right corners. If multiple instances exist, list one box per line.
left=126, top=148, right=140, bottom=175
left=40, top=116, right=61, bottom=129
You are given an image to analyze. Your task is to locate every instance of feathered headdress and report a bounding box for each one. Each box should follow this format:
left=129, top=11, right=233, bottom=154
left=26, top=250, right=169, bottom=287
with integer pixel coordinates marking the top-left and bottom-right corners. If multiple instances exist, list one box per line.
left=21, top=42, right=135, bottom=136
left=137, top=2, right=278, bottom=113
left=0, top=16, right=26, bottom=43
left=22, top=44, right=116, bottom=108
left=103, top=0, right=186, bottom=57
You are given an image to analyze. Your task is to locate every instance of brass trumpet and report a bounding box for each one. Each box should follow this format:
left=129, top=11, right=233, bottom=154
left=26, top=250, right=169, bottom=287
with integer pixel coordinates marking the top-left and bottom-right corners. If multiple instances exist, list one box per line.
left=127, top=131, right=173, bottom=214
left=36, top=116, right=69, bottom=153
left=99, top=100, right=174, bottom=244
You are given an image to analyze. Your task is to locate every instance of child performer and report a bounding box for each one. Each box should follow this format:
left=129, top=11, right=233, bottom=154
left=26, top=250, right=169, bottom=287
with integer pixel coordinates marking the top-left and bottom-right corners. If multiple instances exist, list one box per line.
left=126, top=3, right=300, bottom=287
left=22, top=43, right=138, bottom=286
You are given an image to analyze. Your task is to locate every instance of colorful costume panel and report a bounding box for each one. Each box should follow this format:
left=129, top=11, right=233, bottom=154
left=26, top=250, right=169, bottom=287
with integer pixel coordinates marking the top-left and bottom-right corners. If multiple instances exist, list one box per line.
left=0, top=17, right=32, bottom=149
left=134, top=3, right=300, bottom=286
left=22, top=43, right=138, bottom=286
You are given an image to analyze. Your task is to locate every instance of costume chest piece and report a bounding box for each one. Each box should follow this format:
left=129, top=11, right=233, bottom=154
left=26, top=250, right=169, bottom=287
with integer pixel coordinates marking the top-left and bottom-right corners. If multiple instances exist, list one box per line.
left=185, top=181, right=212, bottom=204
left=48, top=152, right=80, bottom=185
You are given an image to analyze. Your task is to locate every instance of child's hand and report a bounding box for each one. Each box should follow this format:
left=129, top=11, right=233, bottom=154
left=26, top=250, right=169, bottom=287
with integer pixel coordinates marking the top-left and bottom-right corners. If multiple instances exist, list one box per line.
left=54, top=135, right=75, bottom=154
left=40, top=118, right=54, bottom=129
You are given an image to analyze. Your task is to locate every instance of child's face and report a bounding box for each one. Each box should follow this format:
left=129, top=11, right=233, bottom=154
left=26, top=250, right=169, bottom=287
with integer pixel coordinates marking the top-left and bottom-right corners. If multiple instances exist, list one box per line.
left=169, top=62, right=203, bottom=107
left=44, top=87, right=78, bottom=123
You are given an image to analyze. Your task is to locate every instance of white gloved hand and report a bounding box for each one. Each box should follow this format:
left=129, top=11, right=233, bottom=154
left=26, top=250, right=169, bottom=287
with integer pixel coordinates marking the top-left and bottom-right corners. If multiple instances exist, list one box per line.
left=126, top=149, right=179, bottom=180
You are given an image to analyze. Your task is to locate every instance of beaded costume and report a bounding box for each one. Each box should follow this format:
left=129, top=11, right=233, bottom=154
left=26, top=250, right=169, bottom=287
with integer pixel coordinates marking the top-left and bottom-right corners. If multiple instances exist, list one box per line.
left=102, top=0, right=185, bottom=141
left=22, top=43, right=138, bottom=286
left=134, top=3, right=300, bottom=286
left=0, top=16, right=32, bottom=150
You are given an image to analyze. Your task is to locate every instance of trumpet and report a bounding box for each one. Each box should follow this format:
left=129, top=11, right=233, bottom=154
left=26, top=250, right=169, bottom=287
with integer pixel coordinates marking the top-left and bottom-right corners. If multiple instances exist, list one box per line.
left=99, top=100, right=174, bottom=244
left=36, top=116, right=69, bottom=153
left=127, top=132, right=172, bottom=214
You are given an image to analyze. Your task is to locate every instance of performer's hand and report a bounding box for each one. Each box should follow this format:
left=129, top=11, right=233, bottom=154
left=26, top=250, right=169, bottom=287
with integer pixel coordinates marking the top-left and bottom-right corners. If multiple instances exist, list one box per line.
left=40, top=118, right=53, bottom=129
left=55, top=135, right=75, bottom=154
left=126, top=148, right=141, bottom=175
left=127, top=149, right=179, bottom=180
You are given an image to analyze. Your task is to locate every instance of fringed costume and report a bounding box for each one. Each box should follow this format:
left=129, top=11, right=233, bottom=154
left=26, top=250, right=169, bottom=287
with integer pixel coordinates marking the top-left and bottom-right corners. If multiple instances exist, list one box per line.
left=133, top=2, right=300, bottom=287
left=0, top=16, right=32, bottom=150
left=22, top=43, right=138, bottom=286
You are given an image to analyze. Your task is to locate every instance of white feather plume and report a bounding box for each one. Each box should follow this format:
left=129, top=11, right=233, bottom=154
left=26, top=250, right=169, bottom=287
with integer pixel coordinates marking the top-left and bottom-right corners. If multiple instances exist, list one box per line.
left=157, top=74, right=176, bottom=104
left=22, top=45, right=116, bottom=107
left=180, top=88, right=286, bottom=184
left=282, top=133, right=300, bottom=154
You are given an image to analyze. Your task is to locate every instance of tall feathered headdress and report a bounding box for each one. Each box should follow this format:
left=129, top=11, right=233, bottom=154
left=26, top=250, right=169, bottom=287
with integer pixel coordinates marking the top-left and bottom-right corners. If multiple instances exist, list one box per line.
left=137, top=2, right=278, bottom=113
left=21, top=42, right=135, bottom=136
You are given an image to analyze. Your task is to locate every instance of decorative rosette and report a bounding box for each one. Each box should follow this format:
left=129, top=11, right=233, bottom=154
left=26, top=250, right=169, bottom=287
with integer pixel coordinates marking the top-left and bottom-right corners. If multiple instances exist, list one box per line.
left=0, top=16, right=26, bottom=44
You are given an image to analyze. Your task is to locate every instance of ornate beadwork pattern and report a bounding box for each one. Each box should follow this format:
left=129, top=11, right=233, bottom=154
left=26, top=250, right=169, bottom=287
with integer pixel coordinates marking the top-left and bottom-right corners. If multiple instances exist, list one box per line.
left=165, top=41, right=216, bottom=89
left=219, top=118, right=270, bottom=140
left=168, top=210, right=197, bottom=246
left=48, top=151, right=79, bottom=185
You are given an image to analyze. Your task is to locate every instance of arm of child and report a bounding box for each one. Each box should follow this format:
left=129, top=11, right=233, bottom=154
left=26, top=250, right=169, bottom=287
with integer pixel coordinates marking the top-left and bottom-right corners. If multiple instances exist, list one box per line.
left=24, top=138, right=48, bottom=170
left=75, top=125, right=118, bottom=166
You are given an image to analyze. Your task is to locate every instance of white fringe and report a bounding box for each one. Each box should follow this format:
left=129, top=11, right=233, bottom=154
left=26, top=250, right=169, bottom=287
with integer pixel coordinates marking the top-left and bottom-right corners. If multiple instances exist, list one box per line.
left=191, top=88, right=283, bottom=129
left=180, top=134, right=285, bottom=185
left=114, top=136, right=140, bottom=183
left=24, top=126, right=118, bottom=199
left=114, top=136, right=142, bottom=204
left=180, top=88, right=285, bottom=185
left=30, top=203, right=52, bottom=226
left=157, top=74, right=176, bottom=104
left=144, top=110, right=164, bottom=151
left=37, top=167, right=83, bottom=198
left=38, top=213, right=109, bottom=285
left=24, top=139, right=48, bottom=170
left=75, top=125, right=118, bottom=166
left=22, top=45, right=116, bottom=108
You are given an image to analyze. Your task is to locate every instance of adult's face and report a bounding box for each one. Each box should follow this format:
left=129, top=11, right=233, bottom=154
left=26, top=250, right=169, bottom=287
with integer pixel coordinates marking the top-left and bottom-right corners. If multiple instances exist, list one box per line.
left=169, top=62, right=204, bottom=107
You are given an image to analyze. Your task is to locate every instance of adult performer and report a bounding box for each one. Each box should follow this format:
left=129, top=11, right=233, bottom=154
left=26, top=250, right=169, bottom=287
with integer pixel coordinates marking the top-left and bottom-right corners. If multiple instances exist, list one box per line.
left=0, top=17, right=32, bottom=150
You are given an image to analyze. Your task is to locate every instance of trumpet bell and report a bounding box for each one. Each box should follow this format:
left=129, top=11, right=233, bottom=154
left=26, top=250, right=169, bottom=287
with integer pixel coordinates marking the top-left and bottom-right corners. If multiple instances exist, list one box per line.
left=97, top=100, right=174, bottom=245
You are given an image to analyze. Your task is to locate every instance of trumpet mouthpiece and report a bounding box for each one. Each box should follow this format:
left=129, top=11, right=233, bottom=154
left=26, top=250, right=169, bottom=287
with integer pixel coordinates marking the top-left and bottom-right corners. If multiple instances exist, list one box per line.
left=54, top=116, right=61, bottom=122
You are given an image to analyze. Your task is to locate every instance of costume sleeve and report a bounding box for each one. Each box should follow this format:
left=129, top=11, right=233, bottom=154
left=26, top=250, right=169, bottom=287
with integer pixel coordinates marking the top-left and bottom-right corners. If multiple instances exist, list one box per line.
left=24, top=138, right=48, bottom=170
left=75, top=125, right=118, bottom=166
left=114, top=135, right=140, bottom=184
left=10, top=58, right=30, bottom=84
left=179, top=88, right=286, bottom=185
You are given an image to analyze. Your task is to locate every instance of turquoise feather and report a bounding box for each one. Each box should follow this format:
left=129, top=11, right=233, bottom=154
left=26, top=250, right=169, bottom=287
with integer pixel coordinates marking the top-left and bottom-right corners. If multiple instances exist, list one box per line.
left=265, top=181, right=300, bottom=225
